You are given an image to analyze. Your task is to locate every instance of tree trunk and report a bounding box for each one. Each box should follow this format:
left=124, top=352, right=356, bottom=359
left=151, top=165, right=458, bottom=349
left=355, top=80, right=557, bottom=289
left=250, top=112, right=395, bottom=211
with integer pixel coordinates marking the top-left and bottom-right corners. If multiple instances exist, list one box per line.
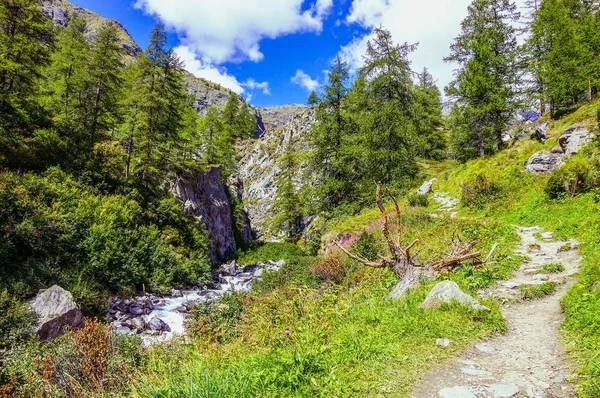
left=387, top=267, right=420, bottom=299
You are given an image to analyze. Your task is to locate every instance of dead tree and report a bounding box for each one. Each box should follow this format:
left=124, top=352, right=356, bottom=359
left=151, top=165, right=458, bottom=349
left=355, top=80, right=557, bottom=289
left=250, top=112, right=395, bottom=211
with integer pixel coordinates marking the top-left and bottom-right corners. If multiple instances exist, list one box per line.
left=335, top=182, right=481, bottom=299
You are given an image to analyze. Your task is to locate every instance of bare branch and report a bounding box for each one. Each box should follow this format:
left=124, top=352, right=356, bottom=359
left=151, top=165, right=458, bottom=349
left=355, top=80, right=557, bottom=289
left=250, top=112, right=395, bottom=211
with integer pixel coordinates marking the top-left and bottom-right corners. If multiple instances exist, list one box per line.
left=484, top=242, right=498, bottom=263
left=334, top=241, right=385, bottom=268
left=432, top=252, right=482, bottom=271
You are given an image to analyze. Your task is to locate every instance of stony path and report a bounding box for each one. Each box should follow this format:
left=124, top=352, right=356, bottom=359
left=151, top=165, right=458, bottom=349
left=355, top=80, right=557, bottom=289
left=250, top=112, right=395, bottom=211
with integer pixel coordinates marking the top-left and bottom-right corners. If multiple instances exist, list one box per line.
left=411, top=226, right=580, bottom=398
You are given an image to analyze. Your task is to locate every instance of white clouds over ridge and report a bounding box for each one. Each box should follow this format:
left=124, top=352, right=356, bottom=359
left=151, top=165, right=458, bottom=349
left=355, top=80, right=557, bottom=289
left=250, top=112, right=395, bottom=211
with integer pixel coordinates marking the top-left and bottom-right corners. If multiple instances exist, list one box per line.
left=291, top=70, right=320, bottom=92
left=135, top=0, right=333, bottom=64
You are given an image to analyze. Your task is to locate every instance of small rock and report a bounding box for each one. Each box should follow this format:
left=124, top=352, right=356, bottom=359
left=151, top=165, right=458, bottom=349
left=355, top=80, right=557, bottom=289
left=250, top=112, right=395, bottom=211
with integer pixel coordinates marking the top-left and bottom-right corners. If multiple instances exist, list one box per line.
left=127, top=317, right=146, bottom=332
left=128, top=305, right=145, bottom=315
left=175, top=305, right=188, bottom=313
left=116, top=326, right=132, bottom=334
left=253, top=268, right=263, bottom=278
left=490, top=382, right=519, bottom=397
left=461, top=367, right=492, bottom=378
left=533, top=274, right=549, bottom=281
left=148, top=317, right=171, bottom=332
left=525, top=151, right=563, bottom=174
left=541, top=232, right=553, bottom=240
left=436, top=338, right=451, bottom=347
left=503, top=281, right=521, bottom=289
left=475, top=343, right=496, bottom=353
left=170, top=289, right=183, bottom=298
left=438, top=386, right=476, bottom=398
left=421, top=281, right=490, bottom=311
left=531, top=122, right=549, bottom=142
left=417, top=179, right=437, bottom=195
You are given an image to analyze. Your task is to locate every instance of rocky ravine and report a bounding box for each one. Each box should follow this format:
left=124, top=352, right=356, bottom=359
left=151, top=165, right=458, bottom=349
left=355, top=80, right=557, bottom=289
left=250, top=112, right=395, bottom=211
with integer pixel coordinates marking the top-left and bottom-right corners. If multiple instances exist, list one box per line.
left=235, top=105, right=315, bottom=238
left=412, top=227, right=580, bottom=398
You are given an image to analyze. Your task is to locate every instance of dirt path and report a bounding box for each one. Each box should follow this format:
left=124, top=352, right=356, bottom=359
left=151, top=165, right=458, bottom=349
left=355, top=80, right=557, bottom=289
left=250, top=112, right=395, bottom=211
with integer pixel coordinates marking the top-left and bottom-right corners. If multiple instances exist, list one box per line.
left=411, top=226, right=580, bottom=398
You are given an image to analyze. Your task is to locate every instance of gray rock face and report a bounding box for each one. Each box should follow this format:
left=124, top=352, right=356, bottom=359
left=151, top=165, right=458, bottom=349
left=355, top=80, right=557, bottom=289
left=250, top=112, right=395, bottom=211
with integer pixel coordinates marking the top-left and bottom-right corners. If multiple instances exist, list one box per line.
left=417, top=179, right=437, bottom=195
left=559, top=126, right=593, bottom=157
left=525, top=151, right=563, bottom=174
left=235, top=106, right=315, bottom=238
left=421, top=281, right=490, bottom=311
left=32, top=285, right=84, bottom=341
left=170, top=167, right=251, bottom=263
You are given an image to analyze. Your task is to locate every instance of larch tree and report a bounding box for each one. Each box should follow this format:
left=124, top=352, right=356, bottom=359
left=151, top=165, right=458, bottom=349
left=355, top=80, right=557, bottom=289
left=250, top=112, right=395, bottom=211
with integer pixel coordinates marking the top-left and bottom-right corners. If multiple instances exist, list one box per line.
left=414, top=68, right=446, bottom=161
left=445, top=0, right=521, bottom=159
left=359, top=27, right=419, bottom=183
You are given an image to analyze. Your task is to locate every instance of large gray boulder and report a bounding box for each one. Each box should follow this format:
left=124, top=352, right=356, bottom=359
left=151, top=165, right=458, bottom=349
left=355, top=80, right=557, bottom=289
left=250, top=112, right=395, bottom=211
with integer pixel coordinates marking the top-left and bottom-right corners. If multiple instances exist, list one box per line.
left=559, top=126, right=593, bottom=157
left=148, top=317, right=171, bottom=332
left=531, top=122, right=549, bottom=142
left=525, top=151, right=563, bottom=174
left=32, top=286, right=84, bottom=341
left=421, top=281, right=490, bottom=311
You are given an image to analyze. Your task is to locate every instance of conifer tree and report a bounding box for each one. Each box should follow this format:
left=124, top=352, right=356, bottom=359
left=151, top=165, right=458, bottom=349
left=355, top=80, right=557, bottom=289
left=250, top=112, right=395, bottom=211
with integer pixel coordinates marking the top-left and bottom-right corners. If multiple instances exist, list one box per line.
left=237, top=101, right=257, bottom=138
left=307, top=90, right=319, bottom=105
left=83, top=21, right=124, bottom=152
left=222, top=92, right=240, bottom=130
left=445, top=0, right=520, bottom=159
left=44, top=15, right=90, bottom=135
left=310, top=54, right=356, bottom=210
left=530, top=0, right=583, bottom=117
left=359, top=27, right=418, bottom=182
left=199, top=106, right=235, bottom=171
left=272, top=139, right=302, bottom=241
left=414, top=68, right=446, bottom=160
left=0, top=0, right=53, bottom=160
left=130, top=21, right=188, bottom=181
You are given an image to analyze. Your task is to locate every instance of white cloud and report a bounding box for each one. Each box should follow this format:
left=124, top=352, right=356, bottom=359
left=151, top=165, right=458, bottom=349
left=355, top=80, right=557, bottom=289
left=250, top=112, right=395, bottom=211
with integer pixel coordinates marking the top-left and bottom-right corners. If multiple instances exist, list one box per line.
left=243, top=78, right=271, bottom=95
left=175, top=45, right=245, bottom=93
left=135, top=0, right=333, bottom=64
left=291, top=69, right=320, bottom=92
left=341, top=0, right=528, bottom=92
left=176, top=45, right=270, bottom=101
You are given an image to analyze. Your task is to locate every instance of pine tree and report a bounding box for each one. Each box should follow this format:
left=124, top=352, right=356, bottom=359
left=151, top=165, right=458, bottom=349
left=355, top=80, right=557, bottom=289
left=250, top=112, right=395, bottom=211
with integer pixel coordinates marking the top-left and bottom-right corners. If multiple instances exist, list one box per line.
left=307, top=90, right=319, bottom=105
left=238, top=101, right=257, bottom=138
left=44, top=15, right=90, bottom=136
left=198, top=106, right=234, bottom=171
left=272, top=139, right=302, bottom=241
left=414, top=68, right=446, bottom=160
left=222, top=92, right=240, bottom=130
left=445, top=0, right=521, bottom=159
left=359, top=27, right=418, bottom=182
left=83, top=21, right=124, bottom=153
left=0, top=0, right=53, bottom=160
left=310, top=54, right=357, bottom=210
left=130, top=21, right=188, bottom=181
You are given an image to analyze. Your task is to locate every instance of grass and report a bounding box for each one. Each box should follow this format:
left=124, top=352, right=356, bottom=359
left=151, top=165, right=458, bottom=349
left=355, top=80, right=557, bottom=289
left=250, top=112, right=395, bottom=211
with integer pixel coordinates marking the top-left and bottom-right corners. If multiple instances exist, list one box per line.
left=519, top=282, right=558, bottom=300
left=537, top=263, right=566, bottom=274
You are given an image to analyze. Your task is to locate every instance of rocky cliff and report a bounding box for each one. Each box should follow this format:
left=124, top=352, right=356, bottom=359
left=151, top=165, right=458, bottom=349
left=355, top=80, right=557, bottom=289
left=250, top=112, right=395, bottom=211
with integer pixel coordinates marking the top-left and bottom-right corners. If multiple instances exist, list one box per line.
left=170, top=168, right=252, bottom=263
left=235, top=105, right=315, bottom=239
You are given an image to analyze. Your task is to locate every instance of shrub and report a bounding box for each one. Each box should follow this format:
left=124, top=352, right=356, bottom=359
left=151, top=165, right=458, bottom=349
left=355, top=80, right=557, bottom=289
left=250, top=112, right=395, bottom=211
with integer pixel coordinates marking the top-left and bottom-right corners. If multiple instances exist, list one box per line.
left=310, top=254, right=346, bottom=283
left=460, top=174, right=503, bottom=208
left=187, top=291, right=247, bottom=342
left=352, top=232, right=383, bottom=261
left=407, top=193, right=429, bottom=207
left=537, top=263, right=565, bottom=274
left=545, top=158, right=595, bottom=199
left=0, top=290, right=36, bottom=349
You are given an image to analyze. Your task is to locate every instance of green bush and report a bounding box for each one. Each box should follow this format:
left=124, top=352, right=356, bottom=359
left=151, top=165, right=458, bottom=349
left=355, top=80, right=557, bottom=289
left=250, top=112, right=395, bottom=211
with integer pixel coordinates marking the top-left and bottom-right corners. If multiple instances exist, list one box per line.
left=0, top=290, right=36, bottom=349
left=187, top=291, right=246, bottom=342
left=460, top=174, right=503, bottom=208
left=0, top=168, right=212, bottom=308
left=545, top=158, right=595, bottom=199
left=352, top=232, right=384, bottom=261
left=407, top=193, right=429, bottom=207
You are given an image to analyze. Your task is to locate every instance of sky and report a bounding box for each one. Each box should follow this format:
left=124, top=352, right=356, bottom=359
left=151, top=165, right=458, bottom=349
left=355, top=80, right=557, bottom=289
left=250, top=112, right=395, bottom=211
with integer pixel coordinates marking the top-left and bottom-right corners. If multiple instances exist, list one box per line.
left=70, top=0, right=525, bottom=107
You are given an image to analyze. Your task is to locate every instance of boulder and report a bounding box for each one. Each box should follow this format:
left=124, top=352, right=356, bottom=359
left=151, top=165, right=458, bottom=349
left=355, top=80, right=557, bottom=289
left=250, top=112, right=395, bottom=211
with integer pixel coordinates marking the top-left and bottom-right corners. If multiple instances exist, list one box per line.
left=436, top=338, right=451, bottom=347
left=531, top=122, right=549, bottom=142
left=219, top=260, right=239, bottom=276
left=128, top=304, right=144, bottom=315
left=559, top=126, right=593, bottom=157
left=525, top=151, right=563, bottom=174
left=126, top=317, right=146, bottom=333
left=148, top=317, right=171, bottom=332
left=417, top=179, right=437, bottom=195
left=420, top=281, right=490, bottom=311
left=31, top=285, right=84, bottom=341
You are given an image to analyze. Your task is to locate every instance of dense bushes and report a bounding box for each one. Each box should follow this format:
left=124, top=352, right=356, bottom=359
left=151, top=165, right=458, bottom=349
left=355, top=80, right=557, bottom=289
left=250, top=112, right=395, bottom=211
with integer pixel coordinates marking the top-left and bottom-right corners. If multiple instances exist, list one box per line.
left=0, top=289, right=36, bottom=349
left=407, top=193, right=429, bottom=207
left=545, top=158, right=596, bottom=199
left=0, top=319, right=146, bottom=397
left=0, top=168, right=212, bottom=311
left=460, top=174, right=504, bottom=208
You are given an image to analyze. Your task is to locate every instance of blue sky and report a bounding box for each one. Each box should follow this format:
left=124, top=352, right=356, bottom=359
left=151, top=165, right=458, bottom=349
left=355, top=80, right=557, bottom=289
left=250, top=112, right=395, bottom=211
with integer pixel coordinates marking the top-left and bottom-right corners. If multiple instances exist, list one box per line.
left=70, top=0, right=525, bottom=107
